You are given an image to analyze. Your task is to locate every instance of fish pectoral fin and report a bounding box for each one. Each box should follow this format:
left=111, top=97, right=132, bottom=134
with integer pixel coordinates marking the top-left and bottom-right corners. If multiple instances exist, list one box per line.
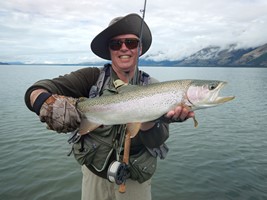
left=193, top=116, right=198, bottom=128
left=78, top=118, right=101, bottom=135
left=176, top=103, right=198, bottom=127
left=127, top=123, right=141, bottom=138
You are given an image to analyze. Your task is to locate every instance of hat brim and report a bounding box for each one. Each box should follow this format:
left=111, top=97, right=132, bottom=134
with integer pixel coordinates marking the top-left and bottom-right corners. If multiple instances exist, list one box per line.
left=91, top=13, right=152, bottom=60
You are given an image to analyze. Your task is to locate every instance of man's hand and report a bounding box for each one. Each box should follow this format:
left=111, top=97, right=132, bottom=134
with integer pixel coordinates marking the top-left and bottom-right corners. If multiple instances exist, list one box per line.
left=39, top=94, right=82, bottom=133
left=164, top=105, right=195, bottom=123
left=140, top=105, right=195, bottom=131
left=31, top=91, right=82, bottom=133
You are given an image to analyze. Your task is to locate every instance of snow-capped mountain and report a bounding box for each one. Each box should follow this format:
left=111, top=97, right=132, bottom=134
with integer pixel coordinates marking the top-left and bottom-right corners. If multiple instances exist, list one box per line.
left=178, top=43, right=267, bottom=67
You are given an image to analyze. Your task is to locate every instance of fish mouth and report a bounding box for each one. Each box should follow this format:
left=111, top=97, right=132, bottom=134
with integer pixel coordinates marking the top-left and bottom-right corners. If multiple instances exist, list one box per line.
left=187, top=81, right=235, bottom=110
left=215, top=96, right=235, bottom=104
left=209, top=82, right=235, bottom=104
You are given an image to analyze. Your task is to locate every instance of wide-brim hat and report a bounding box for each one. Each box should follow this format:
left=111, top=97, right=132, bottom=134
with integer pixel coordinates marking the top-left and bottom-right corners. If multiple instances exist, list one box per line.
left=91, top=13, right=152, bottom=60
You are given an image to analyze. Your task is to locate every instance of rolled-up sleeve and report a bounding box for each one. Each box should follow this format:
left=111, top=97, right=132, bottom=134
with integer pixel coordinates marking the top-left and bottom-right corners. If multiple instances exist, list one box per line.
left=24, top=67, right=100, bottom=112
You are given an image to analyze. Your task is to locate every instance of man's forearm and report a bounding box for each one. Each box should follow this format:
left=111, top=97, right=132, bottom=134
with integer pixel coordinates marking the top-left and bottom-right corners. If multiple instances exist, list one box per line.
left=139, top=122, right=169, bottom=148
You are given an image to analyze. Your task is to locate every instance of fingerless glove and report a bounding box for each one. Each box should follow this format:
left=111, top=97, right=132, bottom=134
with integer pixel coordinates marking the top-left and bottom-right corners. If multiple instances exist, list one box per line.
left=33, top=93, right=82, bottom=133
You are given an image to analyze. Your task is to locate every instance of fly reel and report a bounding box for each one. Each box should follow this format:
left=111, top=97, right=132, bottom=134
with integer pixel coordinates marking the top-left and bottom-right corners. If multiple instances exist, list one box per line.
left=107, top=161, right=130, bottom=185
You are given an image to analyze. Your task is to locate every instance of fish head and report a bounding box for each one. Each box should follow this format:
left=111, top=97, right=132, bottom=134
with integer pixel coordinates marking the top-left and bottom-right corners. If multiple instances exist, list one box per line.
left=186, top=80, right=235, bottom=110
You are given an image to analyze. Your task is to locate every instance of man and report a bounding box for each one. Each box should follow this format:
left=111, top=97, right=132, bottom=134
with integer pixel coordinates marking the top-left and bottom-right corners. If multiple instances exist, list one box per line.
left=24, top=13, right=194, bottom=200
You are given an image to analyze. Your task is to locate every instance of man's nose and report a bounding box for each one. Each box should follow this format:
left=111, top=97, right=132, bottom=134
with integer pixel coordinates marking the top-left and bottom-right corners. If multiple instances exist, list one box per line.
left=120, top=42, right=129, bottom=50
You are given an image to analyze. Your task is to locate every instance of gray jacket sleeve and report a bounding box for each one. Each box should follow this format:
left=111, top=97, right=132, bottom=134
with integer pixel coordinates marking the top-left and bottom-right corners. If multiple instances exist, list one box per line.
left=24, top=67, right=100, bottom=112
left=138, top=122, right=169, bottom=148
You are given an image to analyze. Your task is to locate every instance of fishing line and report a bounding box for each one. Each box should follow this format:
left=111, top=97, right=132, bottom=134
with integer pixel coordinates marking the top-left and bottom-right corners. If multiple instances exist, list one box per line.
left=133, top=0, right=148, bottom=85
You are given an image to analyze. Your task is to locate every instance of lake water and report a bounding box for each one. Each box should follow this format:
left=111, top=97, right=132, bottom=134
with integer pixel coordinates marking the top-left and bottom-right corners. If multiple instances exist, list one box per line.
left=0, top=65, right=267, bottom=200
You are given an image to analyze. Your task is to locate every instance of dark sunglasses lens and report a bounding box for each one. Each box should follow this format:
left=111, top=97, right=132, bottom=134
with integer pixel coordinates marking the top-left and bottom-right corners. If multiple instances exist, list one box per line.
left=125, top=39, right=139, bottom=49
left=109, top=40, right=122, bottom=51
left=109, top=39, right=139, bottom=51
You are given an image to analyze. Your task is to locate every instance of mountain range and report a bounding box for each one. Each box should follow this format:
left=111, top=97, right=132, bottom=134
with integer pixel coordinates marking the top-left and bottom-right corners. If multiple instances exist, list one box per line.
left=1, top=43, right=267, bottom=67
left=141, top=43, right=267, bottom=67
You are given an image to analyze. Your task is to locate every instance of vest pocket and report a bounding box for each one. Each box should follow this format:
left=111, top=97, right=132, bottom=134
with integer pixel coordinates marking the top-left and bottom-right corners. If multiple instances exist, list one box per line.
left=72, top=130, right=115, bottom=172
left=72, top=135, right=100, bottom=165
left=129, top=148, right=157, bottom=183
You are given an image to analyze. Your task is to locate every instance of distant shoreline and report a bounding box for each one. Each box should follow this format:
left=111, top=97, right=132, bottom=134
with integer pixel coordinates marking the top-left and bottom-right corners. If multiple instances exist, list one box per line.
left=1, top=63, right=266, bottom=68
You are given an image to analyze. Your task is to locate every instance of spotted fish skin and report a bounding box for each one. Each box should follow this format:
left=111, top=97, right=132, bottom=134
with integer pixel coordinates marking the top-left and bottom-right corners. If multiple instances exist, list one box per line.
left=77, top=79, right=235, bottom=134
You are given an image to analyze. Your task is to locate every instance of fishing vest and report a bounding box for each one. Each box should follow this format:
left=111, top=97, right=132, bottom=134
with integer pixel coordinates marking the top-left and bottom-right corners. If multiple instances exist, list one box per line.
left=71, top=64, right=158, bottom=183
left=88, top=63, right=151, bottom=98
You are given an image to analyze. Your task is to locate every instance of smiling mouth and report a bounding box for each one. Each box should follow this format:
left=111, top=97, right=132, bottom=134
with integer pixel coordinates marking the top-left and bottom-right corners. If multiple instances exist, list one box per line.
left=119, top=55, right=131, bottom=59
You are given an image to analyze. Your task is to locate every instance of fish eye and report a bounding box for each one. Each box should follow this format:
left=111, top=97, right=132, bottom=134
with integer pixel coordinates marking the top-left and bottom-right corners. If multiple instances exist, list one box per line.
left=209, top=83, right=217, bottom=90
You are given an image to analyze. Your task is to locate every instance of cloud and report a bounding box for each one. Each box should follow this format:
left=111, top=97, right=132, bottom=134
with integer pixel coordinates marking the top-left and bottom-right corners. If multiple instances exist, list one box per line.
left=1, top=0, right=267, bottom=63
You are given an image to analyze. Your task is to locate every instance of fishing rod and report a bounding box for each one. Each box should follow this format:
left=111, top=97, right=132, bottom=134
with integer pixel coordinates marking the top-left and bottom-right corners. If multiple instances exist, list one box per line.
left=138, top=0, right=147, bottom=60
left=118, top=0, right=148, bottom=193
left=132, top=0, right=148, bottom=86
left=107, top=0, right=149, bottom=193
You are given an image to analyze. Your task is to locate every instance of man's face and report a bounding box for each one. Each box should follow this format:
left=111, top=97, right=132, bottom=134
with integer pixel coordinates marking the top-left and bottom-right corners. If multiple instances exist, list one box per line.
left=109, top=34, right=141, bottom=74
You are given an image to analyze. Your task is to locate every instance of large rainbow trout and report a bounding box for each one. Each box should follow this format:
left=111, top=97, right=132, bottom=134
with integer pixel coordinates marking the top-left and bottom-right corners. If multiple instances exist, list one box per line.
left=77, top=79, right=235, bottom=135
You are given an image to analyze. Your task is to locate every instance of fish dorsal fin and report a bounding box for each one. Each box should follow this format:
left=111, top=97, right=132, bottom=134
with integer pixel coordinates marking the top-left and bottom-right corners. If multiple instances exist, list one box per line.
left=127, top=123, right=141, bottom=138
left=78, top=117, right=101, bottom=135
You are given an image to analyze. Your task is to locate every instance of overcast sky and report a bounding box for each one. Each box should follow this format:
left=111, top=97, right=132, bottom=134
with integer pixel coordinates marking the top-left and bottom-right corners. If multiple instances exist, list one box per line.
left=1, top=0, right=267, bottom=64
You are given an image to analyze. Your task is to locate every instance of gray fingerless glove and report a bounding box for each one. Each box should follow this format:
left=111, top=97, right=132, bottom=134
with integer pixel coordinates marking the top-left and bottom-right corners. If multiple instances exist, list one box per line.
left=33, top=93, right=82, bottom=133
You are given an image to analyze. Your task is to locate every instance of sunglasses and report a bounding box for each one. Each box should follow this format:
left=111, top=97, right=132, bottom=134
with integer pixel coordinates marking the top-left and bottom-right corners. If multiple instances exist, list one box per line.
left=109, top=38, right=140, bottom=51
